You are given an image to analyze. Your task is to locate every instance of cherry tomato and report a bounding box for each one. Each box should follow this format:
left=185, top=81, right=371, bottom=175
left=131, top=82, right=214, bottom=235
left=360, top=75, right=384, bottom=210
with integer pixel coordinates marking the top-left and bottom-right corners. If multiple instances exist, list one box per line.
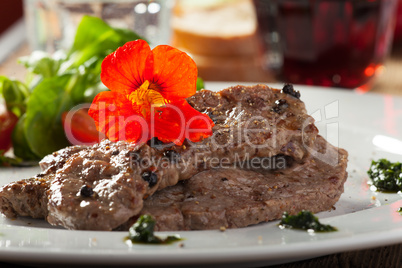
left=0, top=109, right=18, bottom=153
left=62, top=109, right=106, bottom=145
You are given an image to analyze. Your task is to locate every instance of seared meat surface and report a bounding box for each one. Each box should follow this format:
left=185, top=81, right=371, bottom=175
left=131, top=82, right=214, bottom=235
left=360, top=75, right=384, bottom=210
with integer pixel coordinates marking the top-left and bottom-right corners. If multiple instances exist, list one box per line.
left=0, top=84, right=347, bottom=231
left=0, top=177, right=49, bottom=219
left=137, top=136, right=348, bottom=231
left=0, top=144, right=87, bottom=220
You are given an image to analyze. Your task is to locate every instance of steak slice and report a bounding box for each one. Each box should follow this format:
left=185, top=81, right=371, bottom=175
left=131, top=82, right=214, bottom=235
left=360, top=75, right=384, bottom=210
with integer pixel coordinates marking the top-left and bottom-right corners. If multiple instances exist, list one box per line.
left=0, top=176, right=50, bottom=219
left=0, top=144, right=87, bottom=220
left=39, top=144, right=88, bottom=173
left=128, top=136, right=348, bottom=231
left=0, top=84, right=325, bottom=230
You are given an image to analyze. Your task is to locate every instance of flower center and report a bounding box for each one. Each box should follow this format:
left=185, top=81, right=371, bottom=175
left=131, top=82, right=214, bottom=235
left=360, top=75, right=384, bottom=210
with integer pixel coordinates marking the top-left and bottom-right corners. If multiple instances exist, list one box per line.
left=128, top=80, right=168, bottom=116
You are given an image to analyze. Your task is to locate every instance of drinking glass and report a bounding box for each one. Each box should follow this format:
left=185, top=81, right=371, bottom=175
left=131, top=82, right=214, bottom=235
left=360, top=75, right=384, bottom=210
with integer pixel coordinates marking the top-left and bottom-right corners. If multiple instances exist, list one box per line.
left=23, top=0, right=173, bottom=52
left=254, top=0, right=398, bottom=90
left=393, top=0, right=402, bottom=44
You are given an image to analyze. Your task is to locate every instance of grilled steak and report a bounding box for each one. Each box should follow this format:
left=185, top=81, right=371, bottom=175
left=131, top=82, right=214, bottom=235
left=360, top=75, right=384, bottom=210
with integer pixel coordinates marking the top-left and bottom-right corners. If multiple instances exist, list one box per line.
left=136, top=136, right=348, bottom=231
left=0, top=144, right=87, bottom=220
left=0, top=84, right=344, bottom=231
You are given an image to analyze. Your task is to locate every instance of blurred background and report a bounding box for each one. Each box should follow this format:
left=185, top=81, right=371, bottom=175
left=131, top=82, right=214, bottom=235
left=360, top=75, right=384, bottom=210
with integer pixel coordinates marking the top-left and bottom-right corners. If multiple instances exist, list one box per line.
left=0, top=1, right=23, bottom=36
left=1, top=0, right=402, bottom=94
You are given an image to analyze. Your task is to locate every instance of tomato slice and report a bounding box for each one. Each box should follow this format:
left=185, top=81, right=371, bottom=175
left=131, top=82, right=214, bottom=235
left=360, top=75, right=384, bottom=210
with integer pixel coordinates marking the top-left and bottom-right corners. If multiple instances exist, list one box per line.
left=62, top=109, right=106, bottom=145
left=0, top=109, right=18, bottom=153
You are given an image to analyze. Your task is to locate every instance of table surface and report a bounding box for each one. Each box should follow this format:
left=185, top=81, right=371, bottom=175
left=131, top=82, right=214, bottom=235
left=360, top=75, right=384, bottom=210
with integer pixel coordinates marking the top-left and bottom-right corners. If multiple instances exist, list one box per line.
left=0, top=43, right=402, bottom=268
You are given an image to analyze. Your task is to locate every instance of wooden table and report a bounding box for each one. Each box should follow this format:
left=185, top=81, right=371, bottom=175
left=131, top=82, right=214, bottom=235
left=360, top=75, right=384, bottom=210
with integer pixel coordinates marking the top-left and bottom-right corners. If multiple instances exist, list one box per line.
left=0, top=43, right=402, bottom=268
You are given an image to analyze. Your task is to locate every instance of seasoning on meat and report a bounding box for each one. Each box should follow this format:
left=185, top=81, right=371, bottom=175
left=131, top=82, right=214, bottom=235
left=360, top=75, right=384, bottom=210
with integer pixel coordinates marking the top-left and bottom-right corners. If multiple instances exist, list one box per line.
left=80, top=185, right=94, bottom=197
left=272, top=99, right=289, bottom=114
left=0, top=84, right=348, bottom=231
left=282, top=83, right=301, bottom=99
left=142, top=172, right=158, bottom=188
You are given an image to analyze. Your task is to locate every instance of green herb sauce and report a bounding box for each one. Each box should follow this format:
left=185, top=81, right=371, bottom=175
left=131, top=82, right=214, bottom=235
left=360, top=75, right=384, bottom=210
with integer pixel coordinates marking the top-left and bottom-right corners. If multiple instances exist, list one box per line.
left=367, top=159, right=402, bottom=192
left=127, top=215, right=182, bottom=245
left=279, top=211, right=337, bottom=232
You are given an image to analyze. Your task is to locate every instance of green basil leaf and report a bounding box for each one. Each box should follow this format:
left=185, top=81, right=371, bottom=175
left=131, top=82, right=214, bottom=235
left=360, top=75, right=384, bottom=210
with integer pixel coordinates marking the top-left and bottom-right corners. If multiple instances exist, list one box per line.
left=69, top=15, right=144, bottom=67
left=24, top=75, right=74, bottom=158
left=114, top=28, right=145, bottom=43
left=71, top=16, right=115, bottom=53
left=64, top=69, right=93, bottom=104
left=11, top=114, right=40, bottom=161
left=18, top=50, right=66, bottom=78
left=0, top=76, right=29, bottom=116
left=196, top=77, right=204, bottom=91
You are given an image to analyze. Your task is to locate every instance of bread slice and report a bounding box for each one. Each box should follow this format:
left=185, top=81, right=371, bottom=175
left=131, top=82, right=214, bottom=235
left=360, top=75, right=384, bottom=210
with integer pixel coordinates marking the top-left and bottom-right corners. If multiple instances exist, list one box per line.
left=171, top=0, right=258, bottom=56
left=191, top=53, right=274, bottom=82
left=171, top=0, right=271, bottom=81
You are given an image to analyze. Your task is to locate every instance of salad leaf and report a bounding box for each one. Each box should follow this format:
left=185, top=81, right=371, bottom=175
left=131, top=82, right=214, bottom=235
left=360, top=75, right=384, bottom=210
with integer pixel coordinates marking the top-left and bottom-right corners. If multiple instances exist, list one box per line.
left=196, top=77, right=204, bottom=91
left=0, top=76, right=29, bottom=117
left=71, top=15, right=120, bottom=53
left=18, top=50, right=66, bottom=79
left=11, top=114, right=39, bottom=161
left=5, top=16, right=145, bottom=160
left=68, top=16, right=144, bottom=68
left=66, top=57, right=108, bottom=104
left=23, top=75, right=74, bottom=157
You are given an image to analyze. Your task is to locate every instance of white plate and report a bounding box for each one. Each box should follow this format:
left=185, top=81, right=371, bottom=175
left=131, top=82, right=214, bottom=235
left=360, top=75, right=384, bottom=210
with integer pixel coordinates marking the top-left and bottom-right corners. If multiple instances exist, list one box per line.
left=1, top=82, right=402, bottom=267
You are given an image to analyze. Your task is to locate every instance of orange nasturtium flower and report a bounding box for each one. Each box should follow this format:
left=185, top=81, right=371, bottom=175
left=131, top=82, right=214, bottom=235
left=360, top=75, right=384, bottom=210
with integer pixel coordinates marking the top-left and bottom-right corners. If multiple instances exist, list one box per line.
left=88, top=39, right=214, bottom=145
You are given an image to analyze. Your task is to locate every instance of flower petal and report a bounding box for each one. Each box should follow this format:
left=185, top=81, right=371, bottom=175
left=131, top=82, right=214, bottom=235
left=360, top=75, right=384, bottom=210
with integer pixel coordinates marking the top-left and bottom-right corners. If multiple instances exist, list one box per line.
left=88, top=91, right=148, bottom=143
left=101, top=40, right=152, bottom=95
left=146, top=45, right=197, bottom=100
left=151, top=100, right=214, bottom=145
left=95, top=40, right=212, bottom=146
left=180, top=101, right=214, bottom=143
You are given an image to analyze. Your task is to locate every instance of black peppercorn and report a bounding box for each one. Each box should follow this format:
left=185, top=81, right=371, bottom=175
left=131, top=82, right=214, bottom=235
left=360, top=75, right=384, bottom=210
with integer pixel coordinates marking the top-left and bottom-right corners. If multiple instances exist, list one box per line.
left=272, top=99, right=289, bottom=114
left=80, top=185, right=94, bottom=197
left=142, top=171, right=158, bottom=187
left=282, top=84, right=300, bottom=99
